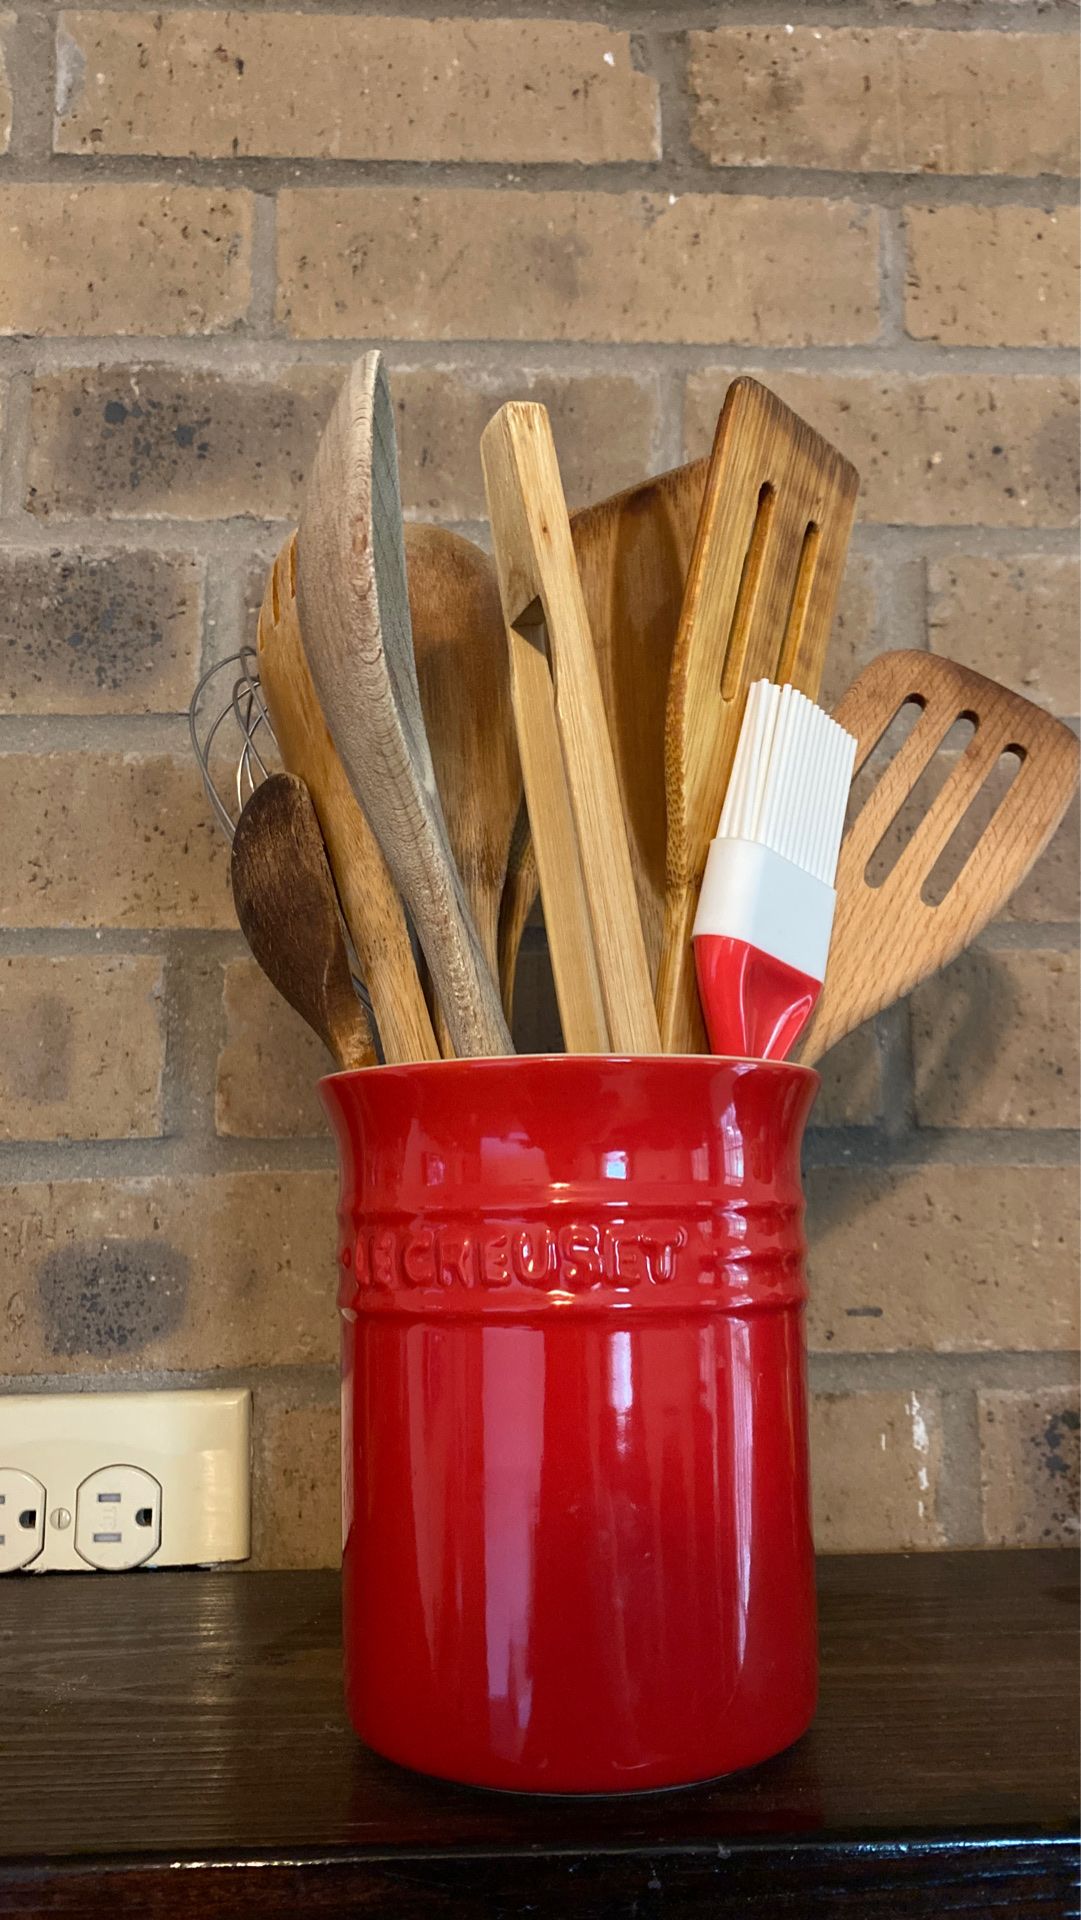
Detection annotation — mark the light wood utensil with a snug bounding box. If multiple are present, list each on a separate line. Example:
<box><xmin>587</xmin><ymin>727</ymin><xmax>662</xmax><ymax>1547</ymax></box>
<box><xmin>407</xmin><ymin>524</ymin><xmax>520</xmax><ymax>1048</ymax></box>
<box><xmin>231</xmin><ymin>772</ymin><xmax>374</xmax><ymax>1072</ymax></box>
<box><xmin>296</xmin><ymin>351</ymin><xmax>512</xmax><ymax>1059</ymax></box>
<box><xmin>496</xmin><ymin>459</ymin><xmax>710</xmax><ymax>1012</ymax></box>
<box><xmin>659</xmin><ymin>377</ymin><xmax>859</xmax><ymax>1054</ymax></box>
<box><xmin>799</xmin><ymin>649</ymin><xmax>1081</xmax><ymax>1065</ymax></box>
<box><xmin>257</xmin><ymin>532</ymin><xmax>438</xmax><ymax>1066</ymax></box>
<box><xmin>572</xmin><ymin>460</ymin><xmax>709</xmax><ymax>983</ymax></box>
<box><xmin>481</xmin><ymin>401</ymin><xmax>661</xmax><ymax>1056</ymax></box>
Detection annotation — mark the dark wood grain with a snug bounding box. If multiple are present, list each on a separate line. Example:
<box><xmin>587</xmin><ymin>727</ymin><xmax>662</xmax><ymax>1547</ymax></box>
<box><xmin>1</xmin><ymin>1551</ymin><xmax>1076</xmax><ymax>1918</ymax></box>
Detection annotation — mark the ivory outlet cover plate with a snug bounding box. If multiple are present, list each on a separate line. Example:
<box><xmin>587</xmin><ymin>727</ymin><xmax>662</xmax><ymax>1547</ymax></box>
<box><xmin>0</xmin><ymin>1388</ymin><xmax>251</xmax><ymax>1572</ymax></box>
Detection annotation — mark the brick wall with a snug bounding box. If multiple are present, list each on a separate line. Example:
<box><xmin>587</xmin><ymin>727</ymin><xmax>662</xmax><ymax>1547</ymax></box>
<box><xmin>0</xmin><ymin>3</ymin><xmax>1077</xmax><ymax>1567</ymax></box>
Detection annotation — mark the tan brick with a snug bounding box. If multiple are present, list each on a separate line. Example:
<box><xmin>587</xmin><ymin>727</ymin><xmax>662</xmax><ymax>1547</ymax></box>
<box><xmin>980</xmin><ymin>1387</ymin><xmax>1080</xmax><ymax>1547</ymax></box>
<box><xmin>252</xmin><ymin>1391</ymin><xmax>340</xmax><ymax>1570</ymax></box>
<box><xmin>277</xmin><ymin>188</ymin><xmax>880</xmax><ymax>346</ymax></box>
<box><xmin>927</xmin><ymin>555</ymin><xmax>1079</xmax><ymax>716</ymax></box>
<box><xmin>812</xmin><ymin>1390</ymin><xmax>945</xmax><ymax>1551</ymax></box>
<box><xmin>911</xmin><ymin>947</ymin><xmax>1079</xmax><ymax>1128</ymax></box>
<box><xmin>905</xmin><ymin>206</ymin><xmax>1080</xmax><ymax>348</ymax></box>
<box><xmin>0</xmin><ymin>186</ymin><xmax>251</xmax><ymax>337</ymax></box>
<box><xmin>0</xmin><ymin>16</ymin><xmax>12</xmax><ymax>155</ymax></box>
<box><xmin>0</xmin><ymin>955</ymin><xmax>163</xmax><ymax>1142</ymax></box>
<box><xmin>806</xmin><ymin>1166</ymin><xmax>1079</xmax><ymax>1352</ymax></box>
<box><xmin>26</xmin><ymin>364</ymin><xmax>341</xmax><ymax>523</ymax></box>
<box><xmin>397</xmin><ymin>368</ymin><xmax>661</xmax><ymax>519</ymax></box>
<box><xmin>1005</xmin><ymin>793</ymin><xmax>1079</xmax><ymax>923</ymax></box>
<box><xmin>685</xmin><ymin>370</ymin><xmax>1079</xmax><ymax>528</ymax></box>
<box><xmin>819</xmin><ymin>553</ymin><xmax>878</xmax><ymax>711</ymax></box>
<box><xmin>0</xmin><ymin>1171</ymin><xmax>337</xmax><ymax>1372</ymax></box>
<box><xmin>0</xmin><ymin>550</ymin><xmax>203</xmax><ymax>714</ymax></box>
<box><xmin>216</xmin><ymin>957</ymin><xmax>332</xmax><ymax>1139</ymax></box>
<box><xmin>688</xmin><ymin>28</ymin><xmax>1079</xmax><ymax>176</ymax></box>
<box><xmin>812</xmin><ymin>1024</ymin><xmax>883</xmax><ymax>1126</ymax></box>
<box><xmin>0</xmin><ymin>752</ymin><xmax>231</xmax><ymax>928</ymax></box>
<box><xmin>56</xmin><ymin>12</ymin><xmax>658</xmax><ymax>164</ymax></box>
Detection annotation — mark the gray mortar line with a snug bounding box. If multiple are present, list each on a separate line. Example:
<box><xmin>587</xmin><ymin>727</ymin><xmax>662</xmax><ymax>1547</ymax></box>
<box><xmin>935</xmin><ymin>1384</ymin><xmax>985</xmax><ymax>1546</ymax></box>
<box><xmin>1</xmin><ymin>335</ymin><xmax>1078</xmax><ymax>377</ymax></box>
<box><xmin>0</xmin><ymin>1120</ymin><xmax>1074</xmax><ymax>1182</ymax></box>
<box><xmin>803</xmin><ymin>1126</ymin><xmax>1079</xmax><ymax>1167</ymax></box>
<box><xmin>809</xmin><ymin>1349</ymin><xmax>1081</xmax><ymax>1392</ymax></box>
<box><xmin>17</xmin><ymin>1</ymin><xmax>1081</xmax><ymax>31</ymax></box>
<box><xmin>5</xmin><ymin>148</ymin><xmax>1079</xmax><ymax>208</ymax></box>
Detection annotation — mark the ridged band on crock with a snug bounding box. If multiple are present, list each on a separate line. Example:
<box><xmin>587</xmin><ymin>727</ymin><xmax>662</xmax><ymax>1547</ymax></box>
<box><xmin>337</xmin><ymin>1199</ymin><xmax>808</xmax><ymax>1320</ymax></box>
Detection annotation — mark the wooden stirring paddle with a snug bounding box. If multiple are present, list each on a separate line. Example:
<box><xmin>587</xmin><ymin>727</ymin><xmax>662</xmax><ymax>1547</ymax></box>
<box><xmin>496</xmin><ymin>459</ymin><xmax>709</xmax><ymax>1014</ymax></box>
<box><xmin>659</xmin><ymin>378</ymin><xmax>859</xmax><ymax>1054</ymax></box>
<box><xmin>407</xmin><ymin>524</ymin><xmax>521</xmax><ymax>1047</ymax></box>
<box><xmin>799</xmin><ymin>651</ymin><xmax>1080</xmax><ymax>1065</ymax></box>
<box><xmin>257</xmin><ymin>534</ymin><xmax>438</xmax><ymax>1066</ymax></box>
<box><xmin>482</xmin><ymin>401</ymin><xmax>660</xmax><ymax>1055</ymax></box>
<box><xmin>231</xmin><ymin>773</ymin><xmax>373</xmax><ymax>1072</ymax></box>
<box><xmin>296</xmin><ymin>352</ymin><xmax>512</xmax><ymax>1059</ymax></box>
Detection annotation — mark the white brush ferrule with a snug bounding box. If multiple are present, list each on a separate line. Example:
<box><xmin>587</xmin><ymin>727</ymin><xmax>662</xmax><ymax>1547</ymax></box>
<box><xmin>693</xmin><ymin>837</ymin><xmax>837</xmax><ymax>984</ymax></box>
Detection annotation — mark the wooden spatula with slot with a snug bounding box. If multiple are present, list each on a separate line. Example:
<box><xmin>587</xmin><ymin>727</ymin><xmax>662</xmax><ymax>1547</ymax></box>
<box><xmin>798</xmin><ymin>650</ymin><xmax>1080</xmax><ymax>1065</ymax></box>
<box><xmin>257</xmin><ymin>533</ymin><xmax>438</xmax><ymax>1065</ymax></box>
<box><xmin>482</xmin><ymin>401</ymin><xmax>660</xmax><ymax>1055</ymax></box>
<box><xmin>659</xmin><ymin>377</ymin><xmax>859</xmax><ymax>1053</ymax></box>
<box><xmin>231</xmin><ymin>772</ymin><xmax>374</xmax><ymax>1072</ymax></box>
<box><xmin>296</xmin><ymin>351</ymin><xmax>512</xmax><ymax>1059</ymax></box>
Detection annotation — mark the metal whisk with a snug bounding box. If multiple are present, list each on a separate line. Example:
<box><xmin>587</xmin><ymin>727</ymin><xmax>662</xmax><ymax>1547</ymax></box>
<box><xmin>189</xmin><ymin>645</ymin><xmax>279</xmax><ymax>842</ymax></box>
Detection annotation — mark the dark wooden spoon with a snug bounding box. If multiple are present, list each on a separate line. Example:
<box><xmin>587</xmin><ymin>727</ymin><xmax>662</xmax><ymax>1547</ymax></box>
<box><xmin>230</xmin><ymin>772</ymin><xmax>373</xmax><ymax>1072</ymax></box>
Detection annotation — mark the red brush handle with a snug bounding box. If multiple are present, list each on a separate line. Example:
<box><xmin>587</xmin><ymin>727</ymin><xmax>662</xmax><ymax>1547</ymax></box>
<box><xmin>694</xmin><ymin>935</ymin><xmax>821</xmax><ymax>1061</ymax></box>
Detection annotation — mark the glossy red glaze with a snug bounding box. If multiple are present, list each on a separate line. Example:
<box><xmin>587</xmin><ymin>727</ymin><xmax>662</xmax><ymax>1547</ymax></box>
<box><xmin>694</xmin><ymin>932</ymin><xmax>821</xmax><ymax>1061</ymax></box>
<box><xmin>321</xmin><ymin>1055</ymin><xmax>819</xmax><ymax>1795</ymax></box>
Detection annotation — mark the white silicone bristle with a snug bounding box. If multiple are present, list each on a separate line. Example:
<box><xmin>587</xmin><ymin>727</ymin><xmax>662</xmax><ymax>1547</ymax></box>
<box><xmin>715</xmin><ymin>679</ymin><xmax>857</xmax><ymax>886</ymax></box>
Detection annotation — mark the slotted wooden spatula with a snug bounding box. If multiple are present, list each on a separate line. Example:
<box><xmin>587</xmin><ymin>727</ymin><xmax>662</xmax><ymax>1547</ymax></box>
<box><xmin>296</xmin><ymin>351</ymin><xmax>512</xmax><ymax>1059</ymax></box>
<box><xmin>659</xmin><ymin>378</ymin><xmax>859</xmax><ymax>1053</ymax></box>
<box><xmin>482</xmin><ymin>401</ymin><xmax>660</xmax><ymax>1055</ymax></box>
<box><xmin>799</xmin><ymin>650</ymin><xmax>1080</xmax><ymax>1065</ymax></box>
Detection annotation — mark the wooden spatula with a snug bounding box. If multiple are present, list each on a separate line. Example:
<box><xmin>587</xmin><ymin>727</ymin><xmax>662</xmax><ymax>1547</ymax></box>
<box><xmin>799</xmin><ymin>650</ymin><xmax>1080</xmax><ymax>1065</ymax></box>
<box><xmin>482</xmin><ymin>401</ymin><xmax>660</xmax><ymax>1055</ymax></box>
<box><xmin>257</xmin><ymin>533</ymin><xmax>438</xmax><ymax>1066</ymax></box>
<box><xmin>496</xmin><ymin>459</ymin><xmax>710</xmax><ymax>1013</ymax></box>
<box><xmin>231</xmin><ymin>772</ymin><xmax>373</xmax><ymax>1072</ymax></box>
<box><xmin>408</xmin><ymin>524</ymin><xmax>520</xmax><ymax>1049</ymax></box>
<box><xmin>659</xmin><ymin>378</ymin><xmax>859</xmax><ymax>1053</ymax></box>
<box><xmin>296</xmin><ymin>351</ymin><xmax>512</xmax><ymax>1059</ymax></box>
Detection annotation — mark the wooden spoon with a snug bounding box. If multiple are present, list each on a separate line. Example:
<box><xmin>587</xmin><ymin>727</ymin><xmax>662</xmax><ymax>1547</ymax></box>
<box><xmin>296</xmin><ymin>352</ymin><xmax>512</xmax><ymax>1059</ymax></box>
<box><xmin>482</xmin><ymin>401</ymin><xmax>660</xmax><ymax>1055</ymax></box>
<box><xmin>257</xmin><ymin>533</ymin><xmax>438</xmax><ymax>1066</ymax></box>
<box><xmin>799</xmin><ymin>650</ymin><xmax>1081</xmax><ymax>1064</ymax></box>
<box><xmin>407</xmin><ymin>524</ymin><xmax>520</xmax><ymax>1048</ymax></box>
<box><xmin>231</xmin><ymin>772</ymin><xmax>373</xmax><ymax>1072</ymax></box>
<box><xmin>659</xmin><ymin>378</ymin><xmax>859</xmax><ymax>1054</ymax></box>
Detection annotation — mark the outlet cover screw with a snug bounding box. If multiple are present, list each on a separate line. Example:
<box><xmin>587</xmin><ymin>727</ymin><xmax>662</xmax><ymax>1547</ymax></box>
<box><xmin>49</xmin><ymin>1507</ymin><xmax>72</xmax><ymax>1530</ymax></box>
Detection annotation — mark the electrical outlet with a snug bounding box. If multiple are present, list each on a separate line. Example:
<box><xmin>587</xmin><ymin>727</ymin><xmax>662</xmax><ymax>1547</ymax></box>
<box><xmin>0</xmin><ymin>1469</ymin><xmax>46</xmax><ymax>1573</ymax></box>
<box><xmin>0</xmin><ymin>1389</ymin><xmax>250</xmax><ymax>1573</ymax></box>
<box><xmin>75</xmin><ymin>1464</ymin><xmax>163</xmax><ymax>1571</ymax></box>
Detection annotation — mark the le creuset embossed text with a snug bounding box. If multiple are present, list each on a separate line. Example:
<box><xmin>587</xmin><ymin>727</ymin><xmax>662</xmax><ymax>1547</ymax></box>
<box><xmin>321</xmin><ymin>1054</ymin><xmax>818</xmax><ymax>1794</ymax></box>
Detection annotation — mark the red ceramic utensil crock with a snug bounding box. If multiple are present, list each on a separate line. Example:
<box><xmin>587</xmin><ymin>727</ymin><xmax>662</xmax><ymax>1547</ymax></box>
<box><xmin>321</xmin><ymin>1054</ymin><xmax>819</xmax><ymax>1794</ymax></box>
